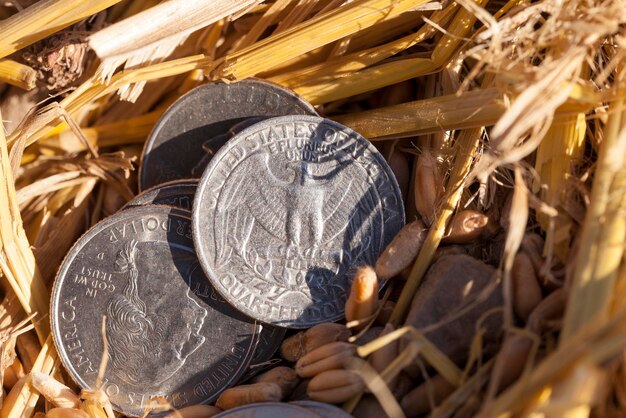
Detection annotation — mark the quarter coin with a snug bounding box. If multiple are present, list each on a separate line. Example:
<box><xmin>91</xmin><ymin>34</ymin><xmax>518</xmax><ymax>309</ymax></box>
<box><xmin>193</xmin><ymin>116</ymin><xmax>405</xmax><ymax>328</ymax></box>
<box><xmin>139</xmin><ymin>79</ymin><xmax>317</xmax><ymax>190</ymax></box>
<box><xmin>127</xmin><ymin>185</ymin><xmax>286</xmax><ymax>370</ymax></box>
<box><xmin>51</xmin><ymin>206</ymin><xmax>261</xmax><ymax>416</ymax></box>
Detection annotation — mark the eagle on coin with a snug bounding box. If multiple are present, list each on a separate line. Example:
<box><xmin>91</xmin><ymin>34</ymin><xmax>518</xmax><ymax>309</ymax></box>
<box><xmin>214</xmin><ymin>151</ymin><xmax>379</xmax><ymax>274</ymax></box>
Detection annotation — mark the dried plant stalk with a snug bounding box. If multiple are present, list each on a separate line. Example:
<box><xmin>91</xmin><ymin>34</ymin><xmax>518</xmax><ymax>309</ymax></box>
<box><xmin>334</xmin><ymin>88</ymin><xmax>505</xmax><ymax>139</ymax></box>
<box><xmin>234</xmin><ymin>0</ymin><xmax>292</xmax><ymax>51</ymax></box>
<box><xmin>212</xmin><ymin>0</ymin><xmax>432</xmax><ymax>80</ymax></box>
<box><xmin>561</xmin><ymin>100</ymin><xmax>626</xmax><ymax>341</ymax></box>
<box><xmin>334</xmin><ymin>87</ymin><xmax>594</xmax><ymax>140</ymax></box>
<box><xmin>480</xmin><ymin>305</ymin><xmax>626</xmax><ymax>418</ymax></box>
<box><xmin>0</xmin><ymin>60</ymin><xmax>36</xmax><ymax>90</ymax></box>
<box><xmin>5</xmin><ymin>335</ymin><xmax>57</xmax><ymax>418</ymax></box>
<box><xmin>0</xmin><ymin>0</ymin><xmax>122</xmax><ymax>60</ymax></box>
<box><xmin>526</xmin><ymin>362</ymin><xmax>603</xmax><ymax>418</ymax></box>
<box><xmin>357</xmin><ymin>326</ymin><xmax>463</xmax><ymax>387</ymax></box>
<box><xmin>90</xmin><ymin>0</ymin><xmax>258</xmax><ymax>100</ymax></box>
<box><xmin>533</xmin><ymin>113</ymin><xmax>585</xmax><ymax>262</ymax></box>
<box><xmin>61</xmin><ymin>111</ymin><xmax>162</xmax><ymax>150</ymax></box>
<box><xmin>270</xmin><ymin>3</ymin><xmax>458</xmax><ymax>88</ymax></box>
<box><xmin>90</xmin><ymin>0</ymin><xmax>257</xmax><ymax>58</ymax></box>
<box><xmin>388</xmin><ymin>128</ymin><xmax>482</xmax><ymax>325</ymax></box>
<box><xmin>297</xmin><ymin>58</ymin><xmax>437</xmax><ymax>105</ymax></box>
<box><xmin>346</xmin><ymin>357</ymin><xmax>403</xmax><ymax>418</ymax></box>
<box><xmin>0</xmin><ymin>110</ymin><xmax>50</xmax><ymax>342</ymax></box>
<box><xmin>429</xmin><ymin>359</ymin><xmax>494</xmax><ymax>418</ymax></box>
<box><xmin>501</xmin><ymin>167</ymin><xmax>529</xmax><ymax>328</ymax></box>
<box><xmin>292</xmin><ymin>0</ymin><xmax>487</xmax><ymax>104</ymax></box>
<box><xmin>273</xmin><ymin>0</ymin><xmax>318</xmax><ymax>34</ymax></box>
<box><xmin>9</xmin><ymin>54</ymin><xmax>210</xmax><ymax>149</ymax></box>
<box><xmin>31</xmin><ymin>372</ymin><xmax>80</xmax><ymax>409</ymax></box>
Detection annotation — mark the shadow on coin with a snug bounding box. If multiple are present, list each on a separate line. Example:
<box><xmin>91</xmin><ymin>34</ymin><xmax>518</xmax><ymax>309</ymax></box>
<box><xmin>139</xmin><ymin>124</ymin><xmax>390</xmax><ymax>413</ymax></box>
<box><xmin>267</xmin><ymin>124</ymin><xmax>382</xmax><ymax>327</ymax></box>
<box><xmin>168</xmin><ymin>227</ymin><xmax>259</xmax><ymax>325</ymax></box>
<box><xmin>147</xmin><ymin>227</ymin><xmax>259</xmax><ymax>414</ymax></box>
<box><xmin>146</xmin><ymin>118</ymin><xmax>249</xmax><ymax>185</ymax></box>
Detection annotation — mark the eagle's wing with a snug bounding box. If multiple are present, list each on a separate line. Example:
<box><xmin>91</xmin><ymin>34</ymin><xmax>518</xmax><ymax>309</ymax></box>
<box><xmin>321</xmin><ymin>173</ymin><xmax>380</xmax><ymax>246</ymax></box>
<box><xmin>244</xmin><ymin>167</ymin><xmax>291</xmax><ymax>240</ymax></box>
<box><xmin>320</xmin><ymin>179</ymin><xmax>353</xmax><ymax>244</ymax></box>
<box><xmin>344</xmin><ymin>180</ymin><xmax>382</xmax><ymax>265</ymax></box>
<box><xmin>214</xmin><ymin>152</ymin><xmax>290</xmax><ymax>265</ymax></box>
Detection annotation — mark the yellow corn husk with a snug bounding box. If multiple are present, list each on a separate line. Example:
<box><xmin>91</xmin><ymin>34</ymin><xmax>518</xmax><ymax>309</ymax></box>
<box><xmin>561</xmin><ymin>99</ymin><xmax>626</xmax><ymax>342</ymax></box>
<box><xmin>212</xmin><ymin>0</ymin><xmax>432</xmax><ymax>81</ymax></box>
<box><xmin>270</xmin><ymin>2</ymin><xmax>458</xmax><ymax>88</ymax></box>
<box><xmin>0</xmin><ymin>60</ymin><xmax>36</xmax><ymax>90</ymax></box>
<box><xmin>0</xmin><ymin>0</ymin><xmax>123</xmax><ymax>60</ymax></box>
<box><xmin>534</xmin><ymin>113</ymin><xmax>586</xmax><ymax>263</ymax></box>
<box><xmin>0</xmin><ymin>110</ymin><xmax>50</xmax><ymax>343</ymax></box>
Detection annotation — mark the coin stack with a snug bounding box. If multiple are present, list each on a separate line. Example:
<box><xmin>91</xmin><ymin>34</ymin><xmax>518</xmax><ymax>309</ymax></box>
<box><xmin>50</xmin><ymin>79</ymin><xmax>405</xmax><ymax>416</ymax></box>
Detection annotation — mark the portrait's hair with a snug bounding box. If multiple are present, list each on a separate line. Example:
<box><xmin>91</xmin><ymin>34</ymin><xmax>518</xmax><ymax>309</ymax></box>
<box><xmin>106</xmin><ymin>240</ymin><xmax>166</xmax><ymax>385</ymax></box>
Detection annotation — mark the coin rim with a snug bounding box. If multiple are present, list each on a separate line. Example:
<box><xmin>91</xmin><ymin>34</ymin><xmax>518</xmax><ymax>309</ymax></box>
<box><xmin>192</xmin><ymin>115</ymin><xmax>405</xmax><ymax>328</ymax></box>
<box><xmin>138</xmin><ymin>78</ymin><xmax>318</xmax><ymax>191</ymax></box>
<box><xmin>213</xmin><ymin>402</ymin><xmax>322</xmax><ymax>417</ymax></box>
<box><xmin>122</xmin><ymin>178</ymin><xmax>199</xmax><ymax>210</ymax></box>
<box><xmin>50</xmin><ymin>205</ymin><xmax>262</xmax><ymax>416</ymax></box>
<box><xmin>291</xmin><ymin>400</ymin><xmax>354</xmax><ymax>418</ymax></box>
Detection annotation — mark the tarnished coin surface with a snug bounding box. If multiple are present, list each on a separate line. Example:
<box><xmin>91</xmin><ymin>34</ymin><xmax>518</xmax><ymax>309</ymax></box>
<box><xmin>292</xmin><ymin>401</ymin><xmax>353</xmax><ymax>417</ymax></box>
<box><xmin>139</xmin><ymin>79</ymin><xmax>317</xmax><ymax>190</ymax></box>
<box><xmin>193</xmin><ymin>116</ymin><xmax>405</xmax><ymax>328</ymax></box>
<box><xmin>214</xmin><ymin>402</ymin><xmax>321</xmax><ymax>417</ymax></box>
<box><xmin>123</xmin><ymin>179</ymin><xmax>198</xmax><ymax>210</ymax></box>
<box><xmin>51</xmin><ymin>206</ymin><xmax>261</xmax><ymax>416</ymax></box>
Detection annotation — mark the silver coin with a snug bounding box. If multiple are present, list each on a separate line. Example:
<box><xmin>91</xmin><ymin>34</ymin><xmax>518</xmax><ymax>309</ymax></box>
<box><xmin>214</xmin><ymin>402</ymin><xmax>322</xmax><ymax>417</ymax></box>
<box><xmin>126</xmin><ymin>180</ymin><xmax>286</xmax><ymax>368</ymax></box>
<box><xmin>123</xmin><ymin>179</ymin><xmax>198</xmax><ymax>210</ymax></box>
<box><xmin>139</xmin><ymin>79</ymin><xmax>317</xmax><ymax>190</ymax></box>
<box><xmin>51</xmin><ymin>206</ymin><xmax>261</xmax><ymax>416</ymax></box>
<box><xmin>291</xmin><ymin>401</ymin><xmax>353</xmax><ymax>417</ymax></box>
<box><xmin>193</xmin><ymin>116</ymin><xmax>405</xmax><ymax>328</ymax></box>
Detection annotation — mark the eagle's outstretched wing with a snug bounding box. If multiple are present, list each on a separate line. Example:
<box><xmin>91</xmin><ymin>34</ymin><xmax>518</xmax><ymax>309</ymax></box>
<box><xmin>320</xmin><ymin>179</ymin><xmax>353</xmax><ymax>244</ymax></box>
<box><xmin>345</xmin><ymin>180</ymin><xmax>382</xmax><ymax>265</ymax></box>
<box><xmin>320</xmin><ymin>171</ymin><xmax>380</xmax><ymax>246</ymax></box>
<box><xmin>214</xmin><ymin>152</ymin><xmax>291</xmax><ymax>265</ymax></box>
